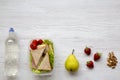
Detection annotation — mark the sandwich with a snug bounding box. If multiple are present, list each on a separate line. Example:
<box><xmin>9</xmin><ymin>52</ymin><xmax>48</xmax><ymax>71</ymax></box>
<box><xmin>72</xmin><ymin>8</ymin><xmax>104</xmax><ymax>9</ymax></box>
<box><xmin>29</xmin><ymin>39</ymin><xmax>54</xmax><ymax>74</ymax></box>
<box><xmin>30</xmin><ymin>44</ymin><xmax>46</xmax><ymax>68</ymax></box>
<box><xmin>37</xmin><ymin>52</ymin><xmax>51</xmax><ymax>71</ymax></box>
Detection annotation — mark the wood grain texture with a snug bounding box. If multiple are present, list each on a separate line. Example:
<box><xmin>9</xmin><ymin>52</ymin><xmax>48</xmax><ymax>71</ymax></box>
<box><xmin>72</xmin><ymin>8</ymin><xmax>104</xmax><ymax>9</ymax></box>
<box><xmin>0</xmin><ymin>0</ymin><xmax>120</xmax><ymax>80</ymax></box>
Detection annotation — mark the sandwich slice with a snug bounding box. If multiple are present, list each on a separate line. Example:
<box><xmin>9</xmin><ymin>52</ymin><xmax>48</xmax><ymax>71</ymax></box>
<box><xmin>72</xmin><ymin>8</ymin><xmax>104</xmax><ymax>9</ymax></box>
<box><xmin>30</xmin><ymin>44</ymin><xmax>46</xmax><ymax>68</ymax></box>
<box><xmin>37</xmin><ymin>52</ymin><xmax>51</xmax><ymax>71</ymax></box>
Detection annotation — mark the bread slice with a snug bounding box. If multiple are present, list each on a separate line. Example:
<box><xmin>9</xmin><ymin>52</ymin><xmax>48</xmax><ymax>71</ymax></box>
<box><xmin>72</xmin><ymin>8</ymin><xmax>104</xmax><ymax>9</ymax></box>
<box><xmin>30</xmin><ymin>44</ymin><xmax>46</xmax><ymax>67</ymax></box>
<box><xmin>37</xmin><ymin>52</ymin><xmax>51</xmax><ymax>71</ymax></box>
<box><xmin>32</xmin><ymin>58</ymin><xmax>36</xmax><ymax>69</ymax></box>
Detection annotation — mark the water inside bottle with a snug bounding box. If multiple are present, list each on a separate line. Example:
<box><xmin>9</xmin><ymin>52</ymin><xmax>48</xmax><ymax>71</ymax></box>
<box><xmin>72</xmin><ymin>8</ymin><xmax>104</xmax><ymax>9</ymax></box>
<box><xmin>5</xmin><ymin>28</ymin><xmax>19</xmax><ymax>76</ymax></box>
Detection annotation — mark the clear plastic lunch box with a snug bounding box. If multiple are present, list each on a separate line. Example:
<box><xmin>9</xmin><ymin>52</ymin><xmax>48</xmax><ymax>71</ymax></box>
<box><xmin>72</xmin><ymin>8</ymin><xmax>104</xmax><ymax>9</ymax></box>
<box><xmin>29</xmin><ymin>39</ymin><xmax>54</xmax><ymax>76</ymax></box>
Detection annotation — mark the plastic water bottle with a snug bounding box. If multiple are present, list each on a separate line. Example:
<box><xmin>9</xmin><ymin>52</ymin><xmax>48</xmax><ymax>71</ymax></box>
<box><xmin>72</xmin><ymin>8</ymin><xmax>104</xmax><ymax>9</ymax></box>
<box><xmin>5</xmin><ymin>28</ymin><xmax>19</xmax><ymax>76</ymax></box>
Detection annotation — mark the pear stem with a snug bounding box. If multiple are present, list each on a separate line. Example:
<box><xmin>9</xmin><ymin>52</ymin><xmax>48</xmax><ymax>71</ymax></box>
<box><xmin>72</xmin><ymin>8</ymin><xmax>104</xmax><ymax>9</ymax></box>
<box><xmin>72</xmin><ymin>49</ymin><xmax>74</xmax><ymax>54</ymax></box>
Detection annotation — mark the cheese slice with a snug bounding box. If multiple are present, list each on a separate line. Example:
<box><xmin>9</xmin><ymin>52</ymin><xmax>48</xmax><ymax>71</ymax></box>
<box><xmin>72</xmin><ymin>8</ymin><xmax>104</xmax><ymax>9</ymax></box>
<box><xmin>37</xmin><ymin>52</ymin><xmax>51</xmax><ymax>71</ymax></box>
<box><xmin>30</xmin><ymin>44</ymin><xmax>46</xmax><ymax>67</ymax></box>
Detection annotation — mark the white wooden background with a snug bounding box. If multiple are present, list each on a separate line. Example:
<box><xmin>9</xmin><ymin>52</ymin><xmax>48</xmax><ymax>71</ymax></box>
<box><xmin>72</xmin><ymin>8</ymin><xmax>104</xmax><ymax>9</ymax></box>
<box><xmin>0</xmin><ymin>0</ymin><xmax>120</xmax><ymax>80</ymax></box>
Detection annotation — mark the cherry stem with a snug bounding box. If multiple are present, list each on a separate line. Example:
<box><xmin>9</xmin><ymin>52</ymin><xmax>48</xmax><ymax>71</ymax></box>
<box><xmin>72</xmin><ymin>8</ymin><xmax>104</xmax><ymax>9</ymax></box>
<box><xmin>72</xmin><ymin>49</ymin><xmax>74</xmax><ymax>54</ymax></box>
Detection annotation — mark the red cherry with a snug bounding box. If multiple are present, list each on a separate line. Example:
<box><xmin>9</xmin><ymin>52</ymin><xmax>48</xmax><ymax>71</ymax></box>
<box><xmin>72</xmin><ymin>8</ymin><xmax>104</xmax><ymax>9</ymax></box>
<box><xmin>38</xmin><ymin>39</ymin><xmax>43</xmax><ymax>45</ymax></box>
<box><xmin>30</xmin><ymin>43</ymin><xmax>37</xmax><ymax>50</ymax></box>
<box><xmin>32</xmin><ymin>40</ymin><xmax>38</xmax><ymax>46</ymax></box>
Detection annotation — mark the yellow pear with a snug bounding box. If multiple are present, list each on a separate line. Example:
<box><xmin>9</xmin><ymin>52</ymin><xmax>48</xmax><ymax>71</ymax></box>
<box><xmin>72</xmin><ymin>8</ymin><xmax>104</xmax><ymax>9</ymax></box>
<box><xmin>65</xmin><ymin>49</ymin><xmax>79</xmax><ymax>72</ymax></box>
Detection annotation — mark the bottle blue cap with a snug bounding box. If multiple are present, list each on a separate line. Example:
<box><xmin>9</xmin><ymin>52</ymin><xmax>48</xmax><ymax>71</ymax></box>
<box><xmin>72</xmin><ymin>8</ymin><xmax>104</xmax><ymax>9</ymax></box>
<box><xmin>9</xmin><ymin>28</ymin><xmax>14</xmax><ymax>32</ymax></box>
